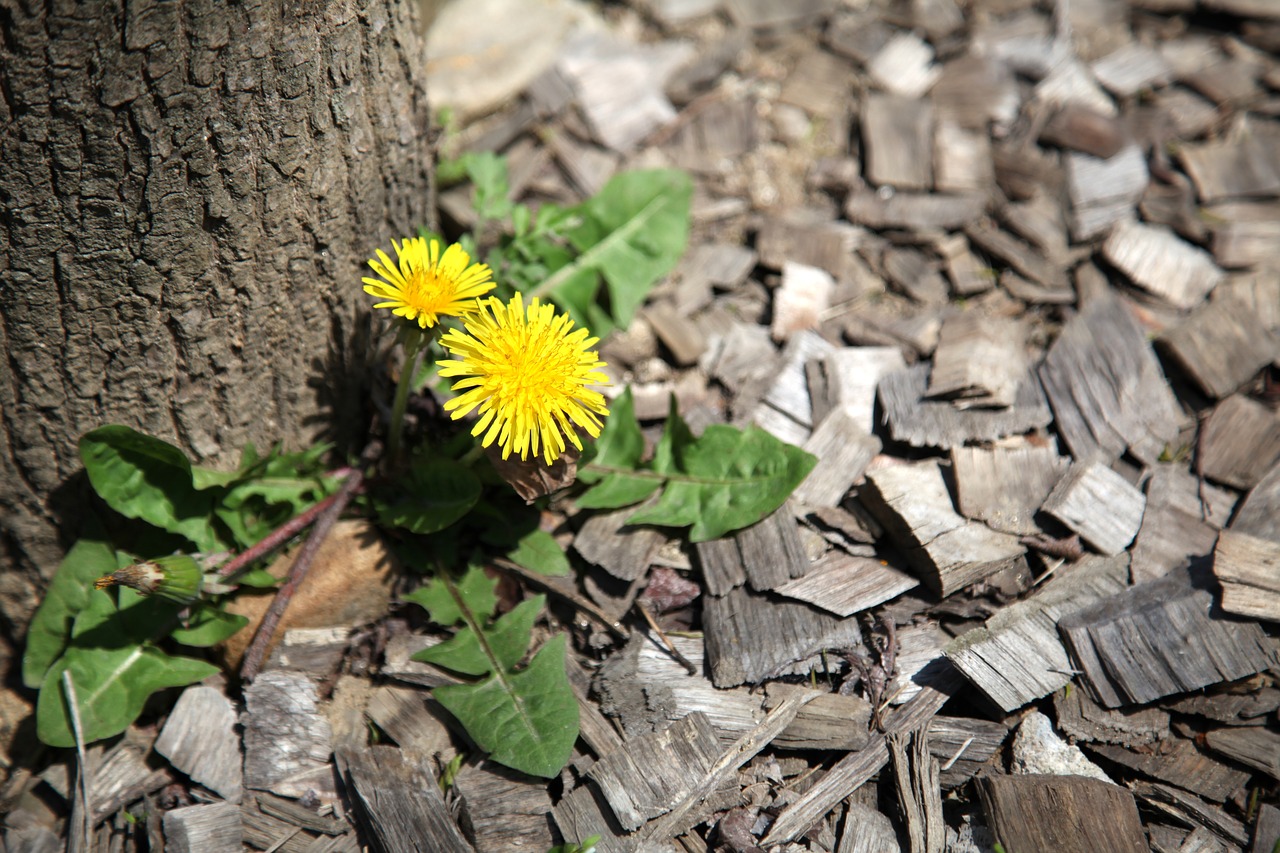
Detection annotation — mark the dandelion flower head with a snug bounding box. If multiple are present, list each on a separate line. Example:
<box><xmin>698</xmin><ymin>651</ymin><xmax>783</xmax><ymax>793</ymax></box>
<box><xmin>438</xmin><ymin>293</ymin><xmax>610</xmax><ymax>465</ymax></box>
<box><xmin>362</xmin><ymin>237</ymin><xmax>495</xmax><ymax>329</ymax></box>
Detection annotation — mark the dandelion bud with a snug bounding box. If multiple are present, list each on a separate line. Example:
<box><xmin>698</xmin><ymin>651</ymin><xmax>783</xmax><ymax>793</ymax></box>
<box><xmin>94</xmin><ymin>555</ymin><xmax>204</xmax><ymax>604</ymax></box>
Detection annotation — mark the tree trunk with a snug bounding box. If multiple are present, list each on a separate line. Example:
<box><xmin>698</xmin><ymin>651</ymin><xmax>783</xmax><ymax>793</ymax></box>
<box><xmin>0</xmin><ymin>0</ymin><xmax>434</xmax><ymax>638</ymax></box>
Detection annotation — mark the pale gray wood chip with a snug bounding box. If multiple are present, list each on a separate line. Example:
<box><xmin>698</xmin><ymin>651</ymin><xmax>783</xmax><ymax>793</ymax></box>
<box><xmin>1040</xmin><ymin>462</ymin><xmax>1147</xmax><ymax>557</ymax></box>
<box><xmin>155</xmin><ymin>685</ymin><xmax>243</xmax><ymax>803</ymax></box>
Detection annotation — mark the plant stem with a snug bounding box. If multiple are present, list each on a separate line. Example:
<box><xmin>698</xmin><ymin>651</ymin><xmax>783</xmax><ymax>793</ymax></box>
<box><xmin>387</xmin><ymin>332</ymin><xmax>425</xmax><ymax>464</ymax></box>
<box><xmin>239</xmin><ymin>468</ymin><xmax>365</xmax><ymax>681</ymax></box>
<box><xmin>216</xmin><ymin>489</ymin><xmax>349</xmax><ymax>580</ymax></box>
<box><xmin>458</xmin><ymin>442</ymin><xmax>485</xmax><ymax>467</ymax></box>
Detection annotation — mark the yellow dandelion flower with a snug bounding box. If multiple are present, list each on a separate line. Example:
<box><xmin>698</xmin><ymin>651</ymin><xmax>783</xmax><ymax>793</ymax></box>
<box><xmin>438</xmin><ymin>293</ymin><xmax>610</xmax><ymax>465</ymax></box>
<box><xmin>362</xmin><ymin>237</ymin><xmax>495</xmax><ymax>329</ymax></box>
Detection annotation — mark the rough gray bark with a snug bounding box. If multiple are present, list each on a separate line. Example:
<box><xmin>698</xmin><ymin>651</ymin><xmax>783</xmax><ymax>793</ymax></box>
<box><xmin>0</xmin><ymin>0</ymin><xmax>435</xmax><ymax>635</ymax></box>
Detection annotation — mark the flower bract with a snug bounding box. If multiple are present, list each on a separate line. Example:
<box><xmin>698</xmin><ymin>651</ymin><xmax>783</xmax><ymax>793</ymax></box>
<box><xmin>438</xmin><ymin>293</ymin><xmax>610</xmax><ymax>465</ymax></box>
<box><xmin>362</xmin><ymin>237</ymin><xmax>495</xmax><ymax>329</ymax></box>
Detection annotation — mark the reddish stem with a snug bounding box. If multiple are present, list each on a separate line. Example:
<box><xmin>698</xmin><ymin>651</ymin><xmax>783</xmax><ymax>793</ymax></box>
<box><xmin>217</xmin><ymin>488</ymin><xmax>346</xmax><ymax>580</ymax></box>
<box><xmin>239</xmin><ymin>469</ymin><xmax>365</xmax><ymax>681</ymax></box>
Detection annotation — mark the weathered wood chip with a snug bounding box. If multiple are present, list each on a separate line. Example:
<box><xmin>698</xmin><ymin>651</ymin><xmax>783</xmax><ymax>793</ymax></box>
<box><xmin>1232</xmin><ymin>459</ymin><xmax>1280</xmax><ymax>544</ymax></box>
<box><xmin>1204</xmin><ymin>727</ymin><xmax>1280</xmax><ymax>782</ymax></box>
<box><xmin>888</xmin><ymin>728</ymin><xmax>945</xmax><ymax>853</ymax></box>
<box><xmin>838</xmin><ymin>802</ymin><xmax>901</xmax><ymax>853</ymax></box>
<box><xmin>1158</xmin><ymin>293</ymin><xmax>1278</xmax><ymax>398</ymax></box>
<box><xmin>163</xmin><ymin>803</ymin><xmax>242</xmax><ymax>853</ymax></box>
<box><xmin>952</xmin><ymin>443</ymin><xmax>1069</xmax><ymax>536</ymax></box>
<box><xmin>1090</xmin><ymin>43</ymin><xmax>1173</xmax><ymax>97</ymax></box>
<box><xmin>1132</xmin><ymin>782</ymin><xmax>1249</xmax><ymax>848</ymax></box>
<box><xmin>586</xmin><ymin>713</ymin><xmax>727</xmax><ymax>832</ymax></box>
<box><xmin>754</xmin><ymin>329</ymin><xmax>838</xmax><ymax>442</ymax></box>
<box><xmin>734</xmin><ymin>502</ymin><xmax>809</xmax><ymax>591</ymax></box>
<box><xmin>1087</xmin><ymin>737</ymin><xmax>1249</xmax><ymax>804</ymax></box>
<box><xmin>1206</xmin><ymin>201</ymin><xmax>1280</xmax><ymax>269</ymax></box>
<box><xmin>1102</xmin><ymin>219</ymin><xmax>1225</xmax><ymax>309</ymax></box>
<box><xmin>723</xmin><ymin>0</ymin><xmax>835</xmax><ymax>28</ymax></box>
<box><xmin>964</xmin><ymin>219</ymin><xmax>1068</xmax><ymax>290</ymax></box>
<box><xmin>773</xmin><ymin>261</ymin><xmax>834</xmax><ymax>341</ymax></box>
<box><xmin>1198</xmin><ymin>394</ymin><xmax>1280</xmax><ymax>489</ymax></box>
<box><xmin>1059</xmin><ymin>564</ymin><xmax>1278</xmax><ymax>708</ymax></box>
<box><xmin>1038</xmin><ymin>293</ymin><xmax>1183</xmax><ymax>464</ymax></box>
<box><xmin>1039</xmin><ymin>103</ymin><xmax>1127</xmax><ymax>159</ymax></box>
<box><xmin>934</xmin><ymin>121</ymin><xmax>995</xmax><ymax>193</ymax></box>
<box><xmin>772</xmin><ymin>549</ymin><xmax>917</xmax><ymax>617</ymax></box>
<box><xmin>883</xmin><ymin>247</ymin><xmax>948</xmax><ymax>305</ymax></box>
<box><xmin>1213</xmin><ymin>529</ymin><xmax>1280</xmax><ymax>623</ymax></box>
<box><xmin>155</xmin><ymin>685</ymin><xmax>243</xmax><ymax>803</ymax></box>
<box><xmin>363</xmin><ymin>685</ymin><xmax>454</xmax><ymax>764</ymax></box>
<box><xmin>1053</xmin><ymin>685</ymin><xmax>1169</xmax><ymax>748</ymax></box>
<box><xmin>1040</xmin><ymin>462</ymin><xmax>1146</xmax><ymax>557</ymax></box>
<box><xmin>765</xmin><ymin>684</ymin><xmax>872</xmax><ymax>751</ymax></box>
<box><xmin>945</xmin><ymin>554</ymin><xmax>1130</xmax><ymax>713</ymax></box>
<box><xmin>242</xmin><ymin>671</ymin><xmax>337</xmax><ymax>802</ymax></box>
<box><xmin>1178</xmin><ymin>133</ymin><xmax>1280</xmax><ymax>203</ymax></box>
<box><xmin>935</xmin><ymin>234</ymin><xmax>995</xmax><ymax>296</ymax></box>
<box><xmin>1130</xmin><ymin>464</ymin><xmax>1234</xmax><ymax>584</ymax></box>
<box><xmin>976</xmin><ymin>775</ymin><xmax>1149</xmax><ymax>853</ymax></box>
<box><xmin>778</xmin><ymin>48</ymin><xmax>854</xmax><ymax>116</ymax></box>
<box><xmin>866</xmin><ymin>32</ymin><xmax>939</xmax><ymax>99</ymax></box>
<box><xmin>794</xmin><ymin>407</ymin><xmax>881</xmax><ymax>507</ymax></box>
<box><xmin>574</xmin><ymin>503</ymin><xmax>665</xmax><ymax>582</ymax></box>
<box><xmin>927</xmin><ymin>716</ymin><xmax>1009</xmax><ymax>789</ymax></box>
<box><xmin>42</xmin><ymin>731</ymin><xmax>175</xmax><ymax>826</ymax></box>
<box><xmin>702</xmin><ymin>584</ymin><xmax>862</xmax><ymax>687</ymax></box>
<box><xmin>755</xmin><ymin>209</ymin><xmax>863</xmax><ymax>282</ymax></box>
<box><xmin>878</xmin><ymin>363</ymin><xmax>1053</xmax><ymax>450</ymax></box>
<box><xmin>860</xmin><ymin>460</ymin><xmax>1027</xmax><ymax>596</ymax></box>
<box><xmin>1065</xmin><ymin>145</ymin><xmax>1148</xmax><ymax>240</ymax></box>
<box><xmin>644</xmin><ymin>300</ymin><xmax>707</xmax><ymax>367</ymax></box>
<box><xmin>845</xmin><ymin>188</ymin><xmax>986</xmax><ymax>230</ymax></box>
<box><xmin>807</xmin><ymin>346</ymin><xmax>906</xmax><ymax>434</ymax></box>
<box><xmin>336</xmin><ymin>746</ymin><xmax>473</xmax><ymax>853</ymax></box>
<box><xmin>926</xmin><ymin>313</ymin><xmax>1026</xmax><ymax>408</ymax></box>
<box><xmin>862</xmin><ymin>94</ymin><xmax>933</xmax><ymax>190</ymax></box>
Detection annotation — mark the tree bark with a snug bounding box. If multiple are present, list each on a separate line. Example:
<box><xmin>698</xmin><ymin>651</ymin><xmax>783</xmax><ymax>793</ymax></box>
<box><xmin>0</xmin><ymin>0</ymin><xmax>434</xmax><ymax>636</ymax></box>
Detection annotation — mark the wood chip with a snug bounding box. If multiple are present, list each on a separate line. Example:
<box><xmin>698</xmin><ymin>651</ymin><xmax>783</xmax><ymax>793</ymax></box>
<box><xmin>845</xmin><ymin>189</ymin><xmax>987</xmax><ymax>230</ymax></box>
<box><xmin>889</xmin><ymin>728</ymin><xmax>945</xmax><ymax>853</ymax></box>
<box><xmin>1198</xmin><ymin>394</ymin><xmax>1280</xmax><ymax>489</ymax></box>
<box><xmin>965</xmin><ymin>219</ymin><xmax>1069</xmax><ymax>290</ymax></box>
<box><xmin>1204</xmin><ymin>726</ymin><xmax>1280</xmax><ymax>782</ymax></box>
<box><xmin>883</xmin><ymin>247</ymin><xmax>948</xmax><ymax>305</ymax></box>
<box><xmin>764</xmin><ymin>684</ymin><xmax>873</xmax><ymax>751</ymax></box>
<box><xmin>945</xmin><ymin>554</ymin><xmax>1130</xmax><ymax>713</ymax></box>
<box><xmin>162</xmin><ymin>803</ymin><xmax>242</xmax><ymax>853</ymax></box>
<box><xmin>838</xmin><ymin>802</ymin><xmax>901</xmax><ymax>853</ymax></box>
<box><xmin>1038</xmin><ymin>294</ymin><xmax>1183</xmax><ymax>464</ymax></box>
<box><xmin>1213</xmin><ymin>529</ymin><xmax>1280</xmax><ymax>623</ymax></box>
<box><xmin>1232</xmin><ymin>460</ymin><xmax>1280</xmax><ymax>544</ymax></box>
<box><xmin>1091</xmin><ymin>43</ymin><xmax>1173</xmax><ymax>97</ymax></box>
<box><xmin>936</xmin><ymin>234</ymin><xmax>995</xmax><ymax>296</ymax></box>
<box><xmin>1054</xmin><ymin>686</ymin><xmax>1169</xmax><ymax>748</ymax></box>
<box><xmin>1102</xmin><ymin>220</ymin><xmax>1225</xmax><ymax>309</ymax></box>
<box><xmin>794</xmin><ymin>408</ymin><xmax>881</xmax><ymax>507</ymax></box>
<box><xmin>927</xmin><ymin>716</ymin><xmax>1009</xmax><ymax>789</ymax></box>
<box><xmin>975</xmin><ymin>775</ymin><xmax>1149</xmax><ymax>853</ymax></box>
<box><xmin>644</xmin><ymin>300</ymin><xmax>707</xmax><ymax>367</ymax></box>
<box><xmin>951</xmin><ymin>443</ymin><xmax>1069</xmax><ymax>536</ymax></box>
<box><xmin>734</xmin><ymin>502</ymin><xmax>809</xmax><ymax>591</ymax></box>
<box><xmin>155</xmin><ymin>685</ymin><xmax>243</xmax><ymax>804</ymax></box>
<box><xmin>773</xmin><ymin>262</ymin><xmax>834</xmax><ymax>341</ymax></box>
<box><xmin>1133</xmin><ymin>782</ymin><xmax>1249</xmax><ymax>849</ymax></box>
<box><xmin>336</xmin><ymin>746</ymin><xmax>473</xmax><ymax>853</ymax></box>
<box><xmin>866</xmin><ymin>32</ymin><xmax>939</xmax><ymax>99</ymax></box>
<box><xmin>1040</xmin><ymin>462</ymin><xmax>1147</xmax><ymax>556</ymax></box>
<box><xmin>1205</xmin><ymin>201</ymin><xmax>1280</xmax><ymax>269</ymax></box>
<box><xmin>1087</xmin><ymin>737</ymin><xmax>1249</xmax><ymax>803</ymax></box>
<box><xmin>926</xmin><ymin>313</ymin><xmax>1027</xmax><ymax>408</ymax></box>
<box><xmin>934</xmin><ymin>121</ymin><xmax>995</xmax><ymax>193</ymax></box>
<box><xmin>862</xmin><ymin>94</ymin><xmax>933</xmax><ymax>190</ymax></box>
<box><xmin>1158</xmin><ymin>293</ymin><xmax>1278</xmax><ymax>398</ymax></box>
<box><xmin>755</xmin><ymin>209</ymin><xmax>863</xmax><ymax>283</ymax></box>
<box><xmin>807</xmin><ymin>346</ymin><xmax>906</xmax><ymax>434</ymax></box>
<box><xmin>878</xmin><ymin>363</ymin><xmax>1053</xmax><ymax>450</ymax></box>
<box><xmin>773</xmin><ymin>549</ymin><xmax>918</xmax><ymax>617</ymax></box>
<box><xmin>860</xmin><ymin>460</ymin><xmax>1027</xmax><ymax>596</ymax></box>
<box><xmin>1059</xmin><ymin>564</ymin><xmax>1278</xmax><ymax>708</ymax></box>
<box><xmin>1040</xmin><ymin>103</ymin><xmax>1127</xmax><ymax>159</ymax></box>
<box><xmin>1130</xmin><ymin>464</ymin><xmax>1235</xmax><ymax>584</ymax></box>
<box><xmin>574</xmin><ymin>504</ymin><xmax>665</xmax><ymax>582</ymax></box>
<box><xmin>586</xmin><ymin>712</ymin><xmax>728</xmax><ymax>831</ymax></box>
<box><xmin>242</xmin><ymin>671</ymin><xmax>337</xmax><ymax>802</ymax></box>
<box><xmin>1065</xmin><ymin>145</ymin><xmax>1149</xmax><ymax>240</ymax></box>
<box><xmin>702</xmin><ymin>584</ymin><xmax>862</xmax><ymax>687</ymax></box>
<box><xmin>1178</xmin><ymin>134</ymin><xmax>1280</xmax><ymax>203</ymax></box>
